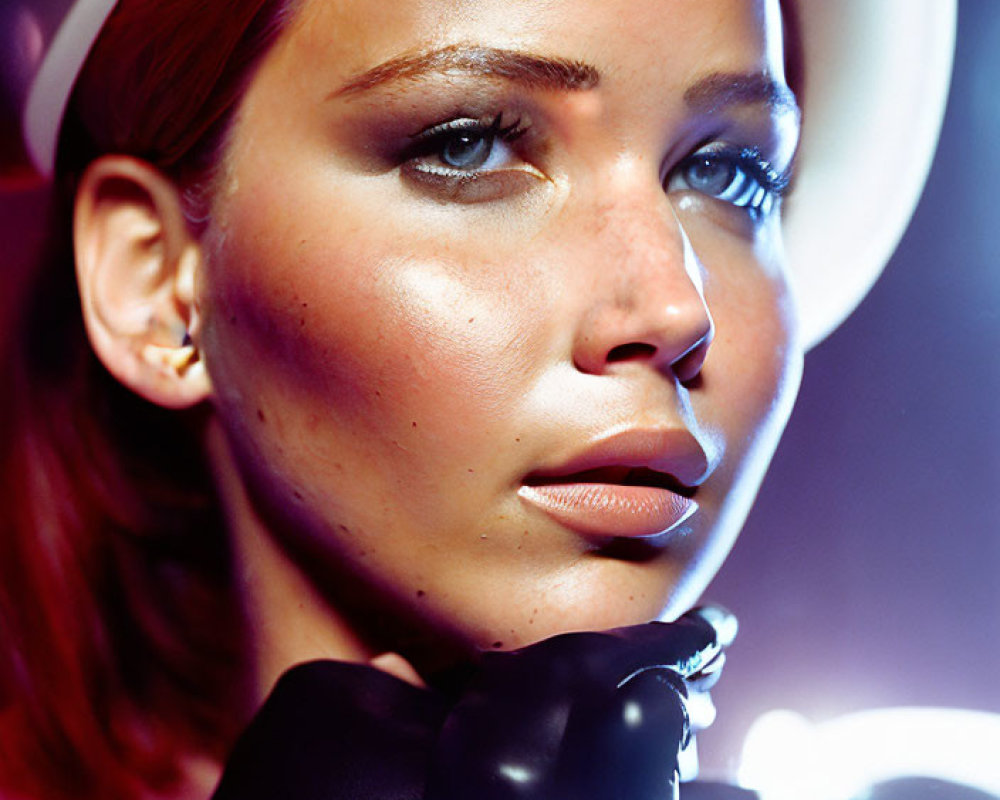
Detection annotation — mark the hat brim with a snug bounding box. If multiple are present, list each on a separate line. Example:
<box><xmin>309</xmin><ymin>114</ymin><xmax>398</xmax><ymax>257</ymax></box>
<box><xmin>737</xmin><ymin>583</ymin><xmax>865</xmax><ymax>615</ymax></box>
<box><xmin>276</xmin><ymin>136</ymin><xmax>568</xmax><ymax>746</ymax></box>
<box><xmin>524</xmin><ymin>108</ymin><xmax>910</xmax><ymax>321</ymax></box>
<box><xmin>21</xmin><ymin>0</ymin><xmax>117</xmax><ymax>176</ymax></box>
<box><xmin>785</xmin><ymin>0</ymin><xmax>956</xmax><ymax>349</ymax></box>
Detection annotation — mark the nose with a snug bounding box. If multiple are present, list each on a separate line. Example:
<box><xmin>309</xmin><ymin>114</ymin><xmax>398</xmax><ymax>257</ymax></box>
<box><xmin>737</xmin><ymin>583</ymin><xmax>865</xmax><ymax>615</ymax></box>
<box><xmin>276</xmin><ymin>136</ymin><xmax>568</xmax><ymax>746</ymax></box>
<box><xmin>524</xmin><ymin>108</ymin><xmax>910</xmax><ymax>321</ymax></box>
<box><xmin>572</xmin><ymin>202</ymin><xmax>714</xmax><ymax>384</ymax></box>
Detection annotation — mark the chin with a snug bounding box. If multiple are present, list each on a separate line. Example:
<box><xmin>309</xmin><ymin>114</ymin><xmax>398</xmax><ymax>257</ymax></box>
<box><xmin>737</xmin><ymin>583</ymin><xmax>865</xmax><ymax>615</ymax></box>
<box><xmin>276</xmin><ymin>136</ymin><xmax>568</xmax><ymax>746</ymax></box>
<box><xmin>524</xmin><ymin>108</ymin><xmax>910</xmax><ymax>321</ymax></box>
<box><xmin>453</xmin><ymin>559</ymin><xmax>700</xmax><ymax>654</ymax></box>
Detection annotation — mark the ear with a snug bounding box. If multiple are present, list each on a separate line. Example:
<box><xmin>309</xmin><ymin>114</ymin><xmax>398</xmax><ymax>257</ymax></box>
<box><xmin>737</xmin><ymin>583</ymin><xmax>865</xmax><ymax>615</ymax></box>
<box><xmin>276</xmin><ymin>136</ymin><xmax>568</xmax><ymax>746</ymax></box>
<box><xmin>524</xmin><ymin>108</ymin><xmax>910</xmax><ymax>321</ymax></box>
<box><xmin>74</xmin><ymin>156</ymin><xmax>211</xmax><ymax>409</ymax></box>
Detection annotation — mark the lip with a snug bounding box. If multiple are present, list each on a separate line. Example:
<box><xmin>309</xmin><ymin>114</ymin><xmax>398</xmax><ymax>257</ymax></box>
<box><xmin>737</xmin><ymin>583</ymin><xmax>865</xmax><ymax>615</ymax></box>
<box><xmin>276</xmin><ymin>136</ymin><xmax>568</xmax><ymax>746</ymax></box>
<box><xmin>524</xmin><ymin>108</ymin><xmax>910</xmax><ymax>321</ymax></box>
<box><xmin>518</xmin><ymin>428</ymin><xmax>711</xmax><ymax>540</ymax></box>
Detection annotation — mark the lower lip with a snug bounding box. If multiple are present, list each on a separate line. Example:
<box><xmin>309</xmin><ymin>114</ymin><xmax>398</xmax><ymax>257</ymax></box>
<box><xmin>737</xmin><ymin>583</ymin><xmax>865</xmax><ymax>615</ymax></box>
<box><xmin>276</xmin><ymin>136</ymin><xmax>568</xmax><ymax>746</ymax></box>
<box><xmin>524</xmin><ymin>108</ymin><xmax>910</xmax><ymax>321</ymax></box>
<box><xmin>517</xmin><ymin>483</ymin><xmax>697</xmax><ymax>539</ymax></box>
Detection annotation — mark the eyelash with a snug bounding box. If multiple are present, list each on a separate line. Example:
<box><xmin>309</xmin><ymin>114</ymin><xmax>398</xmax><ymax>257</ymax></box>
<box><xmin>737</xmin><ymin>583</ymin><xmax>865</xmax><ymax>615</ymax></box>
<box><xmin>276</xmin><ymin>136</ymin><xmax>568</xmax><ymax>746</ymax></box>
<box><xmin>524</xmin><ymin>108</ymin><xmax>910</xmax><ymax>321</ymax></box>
<box><xmin>668</xmin><ymin>146</ymin><xmax>791</xmax><ymax>219</ymax></box>
<box><xmin>399</xmin><ymin>112</ymin><xmax>791</xmax><ymax>218</ymax></box>
<box><xmin>402</xmin><ymin>114</ymin><xmax>529</xmax><ymax>179</ymax></box>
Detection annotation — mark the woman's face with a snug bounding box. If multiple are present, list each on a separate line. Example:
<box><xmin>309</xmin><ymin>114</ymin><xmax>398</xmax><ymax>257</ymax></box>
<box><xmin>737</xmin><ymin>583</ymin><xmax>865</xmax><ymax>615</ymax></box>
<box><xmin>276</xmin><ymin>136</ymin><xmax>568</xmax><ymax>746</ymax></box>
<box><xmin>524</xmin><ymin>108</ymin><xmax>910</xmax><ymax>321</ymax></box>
<box><xmin>199</xmin><ymin>0</ymin><xmax>801</xmax><ymax>654</ymax></box>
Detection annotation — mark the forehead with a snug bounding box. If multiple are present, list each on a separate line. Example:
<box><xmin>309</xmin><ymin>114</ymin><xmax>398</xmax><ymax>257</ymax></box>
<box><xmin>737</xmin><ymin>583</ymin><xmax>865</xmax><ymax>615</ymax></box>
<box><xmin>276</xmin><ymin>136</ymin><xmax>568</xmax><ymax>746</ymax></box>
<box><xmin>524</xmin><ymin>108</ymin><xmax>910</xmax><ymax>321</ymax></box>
<box><xmin>282</xmin><ymin>0</ymin><xmax>785</xmax><ymax>89</ymax></box>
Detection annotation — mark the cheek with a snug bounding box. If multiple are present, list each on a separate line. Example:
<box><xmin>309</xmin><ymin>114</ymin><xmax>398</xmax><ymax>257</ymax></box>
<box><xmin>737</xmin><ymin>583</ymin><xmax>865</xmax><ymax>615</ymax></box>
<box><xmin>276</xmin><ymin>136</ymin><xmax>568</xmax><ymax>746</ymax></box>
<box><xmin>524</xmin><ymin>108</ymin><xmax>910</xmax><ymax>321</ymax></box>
<box><xmin>692</xmin><ymin>209</ymin><xmax>799</xmax><ymax>406</ymax></box>
<box><xmin>683</xmin><ymin>209</ymin><xmax>801</xmax><ymax>487</ymax></box>
<box><xmin>198</xmin><ymin>185</ymin><xmax>550</xmax><ymax>520</ymax></box>
<box><xmin>714</xmin><ymin>274</ymin><xmax>797</xmax><ymax>416</ymax></box>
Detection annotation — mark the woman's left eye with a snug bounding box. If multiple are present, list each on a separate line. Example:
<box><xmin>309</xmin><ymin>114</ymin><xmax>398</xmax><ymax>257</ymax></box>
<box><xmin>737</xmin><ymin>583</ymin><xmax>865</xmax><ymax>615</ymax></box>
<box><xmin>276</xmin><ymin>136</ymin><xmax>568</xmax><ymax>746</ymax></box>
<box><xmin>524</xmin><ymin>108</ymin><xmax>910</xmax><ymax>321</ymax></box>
<box><xmin>666</xmin><ymin>146</ymin><xmax>790</xmax><ymax>219</ymax></box>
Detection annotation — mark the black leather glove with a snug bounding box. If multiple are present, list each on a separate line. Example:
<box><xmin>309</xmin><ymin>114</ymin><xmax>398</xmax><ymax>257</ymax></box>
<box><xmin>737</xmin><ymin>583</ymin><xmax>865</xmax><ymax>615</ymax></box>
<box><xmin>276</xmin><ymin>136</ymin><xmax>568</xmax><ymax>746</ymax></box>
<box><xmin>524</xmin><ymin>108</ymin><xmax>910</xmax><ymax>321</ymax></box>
<box><xmin>211</xmin><ymin>659</ymin><xmax>447</xmax><ymax>800</ymax></box>
<box><xmin>211</xmin><ymin>608</ymin><xmax>733</xmax><ymax>800</ymax></box>
<box><xmin>425</xmin><ymin>608</ymin><xmax>726</xmax><ymax>800</ymax></box>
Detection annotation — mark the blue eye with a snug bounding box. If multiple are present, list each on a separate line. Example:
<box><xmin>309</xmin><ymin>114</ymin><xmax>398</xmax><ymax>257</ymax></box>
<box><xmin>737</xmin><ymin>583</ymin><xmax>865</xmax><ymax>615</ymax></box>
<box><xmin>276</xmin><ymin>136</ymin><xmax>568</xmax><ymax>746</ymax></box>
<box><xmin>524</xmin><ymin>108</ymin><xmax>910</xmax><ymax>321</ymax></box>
<box><xmin>406</xmin><ymin>115</ymin><xmax>528</xmax><ymax>175</ymax></box>
<box><xmin>440</xmin><ymin>131</ymin><xmax>494</xmax><ymax>169</ymax></box>
<box><xmin>669</xmin><ymin>146</ymin><xmax>790</xmax><ymax>218</ymax></box>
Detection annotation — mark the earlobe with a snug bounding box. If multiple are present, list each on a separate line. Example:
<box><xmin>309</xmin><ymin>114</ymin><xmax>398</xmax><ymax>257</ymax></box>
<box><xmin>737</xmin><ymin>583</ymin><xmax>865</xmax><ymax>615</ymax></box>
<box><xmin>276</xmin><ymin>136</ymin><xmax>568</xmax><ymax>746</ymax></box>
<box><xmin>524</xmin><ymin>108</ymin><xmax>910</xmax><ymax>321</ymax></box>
<box><xmin>74</xmin><ymin>155</ymin><xmax>212</xmax><ymax>409</ymax></box>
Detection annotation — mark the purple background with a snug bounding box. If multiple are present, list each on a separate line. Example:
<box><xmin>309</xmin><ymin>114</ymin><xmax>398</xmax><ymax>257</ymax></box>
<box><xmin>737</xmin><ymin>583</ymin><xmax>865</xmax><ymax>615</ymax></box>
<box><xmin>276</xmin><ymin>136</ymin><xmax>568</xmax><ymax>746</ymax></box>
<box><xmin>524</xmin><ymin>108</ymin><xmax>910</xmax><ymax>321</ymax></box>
<box><xmin>700</xmin><ymin>0</ymin><xmax>1000</xmax><ymax>778</ymax></box>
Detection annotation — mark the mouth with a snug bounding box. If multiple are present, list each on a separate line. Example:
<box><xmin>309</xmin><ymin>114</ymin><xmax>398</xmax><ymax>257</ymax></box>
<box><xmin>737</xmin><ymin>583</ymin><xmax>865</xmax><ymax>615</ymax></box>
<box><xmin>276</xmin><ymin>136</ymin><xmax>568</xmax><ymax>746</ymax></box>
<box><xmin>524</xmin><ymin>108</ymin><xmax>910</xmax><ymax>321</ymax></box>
<box><xmin>524</xmin><ymin>465</ymin><xmax>695</xmax><ymax>495</ymax></box>
<box><xmin>518</xmin><ymin>466</ymin><xmax>698</xmax><ymax>541</ymax></box>
<box><xmin>517</xmin><ymin>427</ymin><xmax>712</xmax><ymax>543</ymax></box>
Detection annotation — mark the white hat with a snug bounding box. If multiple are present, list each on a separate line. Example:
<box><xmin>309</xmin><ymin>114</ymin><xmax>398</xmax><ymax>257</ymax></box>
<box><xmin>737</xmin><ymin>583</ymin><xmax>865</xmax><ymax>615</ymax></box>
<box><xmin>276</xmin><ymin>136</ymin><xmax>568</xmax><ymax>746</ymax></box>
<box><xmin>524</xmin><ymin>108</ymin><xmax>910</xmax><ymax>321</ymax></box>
<box><xmin>2</xmin><ymin>0</ymin><xmax>956</xmax><ymax>348</ymax></box>
<box><xmin>785</xmin><ymin>0</ymin><xmax>956</xmax><ymax>346</ymax></box>
<box><xmin>0</xmin><ymin>0</ymin><xmax>117</xmax><ymax>177</ymax></box>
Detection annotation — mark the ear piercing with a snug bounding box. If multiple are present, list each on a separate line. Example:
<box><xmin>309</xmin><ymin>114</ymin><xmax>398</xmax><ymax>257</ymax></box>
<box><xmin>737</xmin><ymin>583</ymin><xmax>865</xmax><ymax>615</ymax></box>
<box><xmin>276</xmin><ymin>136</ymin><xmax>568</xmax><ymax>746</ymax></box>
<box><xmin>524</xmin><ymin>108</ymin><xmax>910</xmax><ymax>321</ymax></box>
<box><xmin>149</xmin><ymin>328</ymin><xmax>197</xmax><ymax>374</ymax></box>
<box><xmin>165</xmin><ymin>343</ymin><xmax>198</xmax><ymax>373</ymax></box>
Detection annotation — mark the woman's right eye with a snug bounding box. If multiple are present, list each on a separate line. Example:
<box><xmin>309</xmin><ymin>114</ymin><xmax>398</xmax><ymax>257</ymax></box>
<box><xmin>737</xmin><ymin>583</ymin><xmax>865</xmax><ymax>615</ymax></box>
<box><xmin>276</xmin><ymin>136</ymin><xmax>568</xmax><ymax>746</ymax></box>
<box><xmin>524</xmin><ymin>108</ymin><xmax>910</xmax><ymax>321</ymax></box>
<box><xmin>405</xmin><ymin>115</ymin><xmax>527</xmax><ymax>174</ymax></box>
<box><xmin>428</xmin><ymin>127</ymin><xmax>509</xmax><ymax>171</ymax></box>
<box><xmin>399</xmin><ymin>114</ymin><xmax>545</xmax><ymax>202</ymax></box>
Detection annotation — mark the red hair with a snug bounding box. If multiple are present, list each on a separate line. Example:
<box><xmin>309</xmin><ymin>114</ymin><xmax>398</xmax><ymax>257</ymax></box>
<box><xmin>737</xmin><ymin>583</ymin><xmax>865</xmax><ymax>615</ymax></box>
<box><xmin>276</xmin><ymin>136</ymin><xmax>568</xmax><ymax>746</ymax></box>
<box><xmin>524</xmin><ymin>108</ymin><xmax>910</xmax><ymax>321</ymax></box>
<box><xmin>0</xmin><ymin>1</ymin><xmax>297</xmax><ymax>797</ymax></box>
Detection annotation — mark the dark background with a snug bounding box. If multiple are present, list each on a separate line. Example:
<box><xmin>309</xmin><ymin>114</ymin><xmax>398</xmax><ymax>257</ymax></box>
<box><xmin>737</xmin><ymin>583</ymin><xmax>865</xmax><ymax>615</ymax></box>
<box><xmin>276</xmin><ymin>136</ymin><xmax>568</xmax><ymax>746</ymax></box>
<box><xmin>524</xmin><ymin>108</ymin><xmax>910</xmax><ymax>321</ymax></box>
<box><xmin>700</xmin><ymin>0</ymin><xmax>1000</xmax><ymax>779</ymax></box>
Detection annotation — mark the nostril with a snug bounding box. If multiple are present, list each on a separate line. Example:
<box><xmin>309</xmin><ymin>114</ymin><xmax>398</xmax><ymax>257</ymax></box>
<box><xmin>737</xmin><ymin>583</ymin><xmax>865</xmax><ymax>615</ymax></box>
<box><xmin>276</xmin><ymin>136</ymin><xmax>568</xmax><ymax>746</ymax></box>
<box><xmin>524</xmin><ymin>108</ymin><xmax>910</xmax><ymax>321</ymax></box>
<box><xmin>606</xmin><ymin>342</ymin><xmax>657</xmax><ymax>363</ymax></box>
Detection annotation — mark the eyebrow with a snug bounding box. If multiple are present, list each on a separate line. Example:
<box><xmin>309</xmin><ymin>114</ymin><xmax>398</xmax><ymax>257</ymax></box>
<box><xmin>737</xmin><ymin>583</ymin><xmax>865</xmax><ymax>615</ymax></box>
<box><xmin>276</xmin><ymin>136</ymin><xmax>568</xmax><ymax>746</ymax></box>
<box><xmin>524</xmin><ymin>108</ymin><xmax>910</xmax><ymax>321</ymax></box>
<box><xmin>332</xmin><ymin>45</ymin><xmax>798</xmax><ymax>120</ymax></box>
<box><xmin>332</xmin><ymin>44</ymin><xmax>600</xmax><ymax>97</ymax></box>
<box><xmin>684</xmin><ymin>71</ymin><xmax>799</xmax><ymax>116</ymax></box>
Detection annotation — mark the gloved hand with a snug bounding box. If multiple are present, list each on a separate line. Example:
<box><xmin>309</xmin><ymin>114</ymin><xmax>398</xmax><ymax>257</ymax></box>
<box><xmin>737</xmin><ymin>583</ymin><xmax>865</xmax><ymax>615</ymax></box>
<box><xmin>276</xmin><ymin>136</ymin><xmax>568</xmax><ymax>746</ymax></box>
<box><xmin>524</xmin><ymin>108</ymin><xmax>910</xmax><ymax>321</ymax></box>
<box><xmin>211</xmin><ymin>607</ymin><xmax>734</xmax><ymax>800</ymax></box>
<box><xmin>425</xmin><ymin>606</ymin><xmax>730</xmax><ymax>800</ymax></box>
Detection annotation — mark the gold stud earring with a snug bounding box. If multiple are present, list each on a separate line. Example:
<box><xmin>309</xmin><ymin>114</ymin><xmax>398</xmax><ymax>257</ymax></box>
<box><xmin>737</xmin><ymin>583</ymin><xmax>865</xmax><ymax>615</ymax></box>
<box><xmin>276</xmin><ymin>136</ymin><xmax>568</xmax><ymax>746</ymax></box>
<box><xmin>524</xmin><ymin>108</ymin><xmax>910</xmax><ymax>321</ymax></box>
<box><xmin>166</xmin><ymin>337</ymin><xmax>198</xmax><ymax>374</ymax></box>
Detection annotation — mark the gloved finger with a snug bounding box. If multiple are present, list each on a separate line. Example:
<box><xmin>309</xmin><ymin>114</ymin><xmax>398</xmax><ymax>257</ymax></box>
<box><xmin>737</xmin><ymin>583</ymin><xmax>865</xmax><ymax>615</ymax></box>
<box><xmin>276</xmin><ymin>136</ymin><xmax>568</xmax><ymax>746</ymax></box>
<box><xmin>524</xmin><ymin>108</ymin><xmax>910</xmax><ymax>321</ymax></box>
<box><xmin>689</xmin><ymin>604</ymin><xmax>739</xmax><ymax>648</ymax></box>
<box><xmin>553</xmin><ymin>668</ymin><xmax>688</xmax><ymax>800</ymax></box>
<box><xmin>678</xmin><ymin>605</ymin><xmax>736</xmax><ymax>698</ymax></box>
<box><xmin>424</xmin><ymin>685</ymin><xmax>566</xmax><ymax>800</ymax></box>
<box><xmin>684</xmin><ymin>675</ymin><xmax>718</xmax><ymax>732</ymax></box>
<box><xmin>463</xmin><ymin>607</ymin><xmax>730</xmax><ymax>696</ymax></box>
<box><xmin>603</xmin><ymin>604</ymin><xmax>736</xmax><ymax>684</ymax></box>
<box><xmin>596</xmin><ymin>614</ymin><xmax>722</xmax><ymax>684</ymax></box>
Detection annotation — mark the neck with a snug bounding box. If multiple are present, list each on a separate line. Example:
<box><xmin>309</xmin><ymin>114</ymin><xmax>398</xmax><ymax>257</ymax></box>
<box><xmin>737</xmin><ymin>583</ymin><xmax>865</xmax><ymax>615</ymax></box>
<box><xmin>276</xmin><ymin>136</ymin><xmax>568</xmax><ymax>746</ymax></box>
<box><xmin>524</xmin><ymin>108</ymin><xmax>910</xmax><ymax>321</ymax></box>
<box><xmin>203</xmin><ymin>417</ymin><xmax>374</xmax><ymax>705</ymax></box>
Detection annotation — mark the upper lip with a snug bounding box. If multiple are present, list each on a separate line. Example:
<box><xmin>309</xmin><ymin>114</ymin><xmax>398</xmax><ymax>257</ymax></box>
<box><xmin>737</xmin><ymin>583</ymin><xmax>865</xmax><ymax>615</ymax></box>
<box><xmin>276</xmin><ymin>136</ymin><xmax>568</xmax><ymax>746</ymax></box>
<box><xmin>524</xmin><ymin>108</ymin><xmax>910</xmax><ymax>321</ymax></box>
<box><xmin>523</xmin><ymin>427</ymin><xmax>715</xmax><ymax>493</ymax></box>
